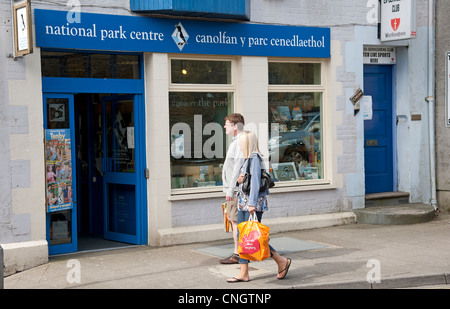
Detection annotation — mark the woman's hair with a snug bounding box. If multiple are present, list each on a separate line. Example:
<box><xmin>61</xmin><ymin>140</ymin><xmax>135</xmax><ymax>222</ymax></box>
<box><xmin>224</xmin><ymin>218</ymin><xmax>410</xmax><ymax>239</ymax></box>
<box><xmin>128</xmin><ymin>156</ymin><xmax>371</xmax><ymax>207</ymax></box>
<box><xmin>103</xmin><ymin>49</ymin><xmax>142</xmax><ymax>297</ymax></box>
<box><xmin>239</xmin><ymin>131</ymin><xmax>261</xmax><ymax>159</ymax></box>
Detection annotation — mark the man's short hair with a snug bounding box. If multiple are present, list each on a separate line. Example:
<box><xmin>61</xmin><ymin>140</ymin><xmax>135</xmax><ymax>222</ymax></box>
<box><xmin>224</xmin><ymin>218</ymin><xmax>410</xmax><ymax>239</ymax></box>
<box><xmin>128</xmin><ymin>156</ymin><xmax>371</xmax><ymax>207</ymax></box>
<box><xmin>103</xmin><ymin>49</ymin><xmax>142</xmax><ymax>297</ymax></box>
<box><xmin>225</xmin><ymin>113</ymin><xmax>245</xmax><ymax>129</ymax></box>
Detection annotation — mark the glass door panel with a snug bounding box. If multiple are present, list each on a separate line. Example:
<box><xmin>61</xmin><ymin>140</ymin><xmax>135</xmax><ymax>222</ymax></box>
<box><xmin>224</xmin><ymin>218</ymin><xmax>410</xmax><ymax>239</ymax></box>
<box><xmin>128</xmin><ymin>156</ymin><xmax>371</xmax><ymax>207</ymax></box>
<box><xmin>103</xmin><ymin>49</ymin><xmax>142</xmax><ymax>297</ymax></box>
<box><xmin>106</xmin><ymin>98</ymin><xmax>135</xmax><ymax>173</ymax></box>
<box><xmin>108</xmin><ymin>184</ymin><xmax>136</xmax><ymax>235</ymax></box>
<box><xmin>102</xmin><ymin>95</ymin><xmax>139</xmax><ymax>244</ymax></box>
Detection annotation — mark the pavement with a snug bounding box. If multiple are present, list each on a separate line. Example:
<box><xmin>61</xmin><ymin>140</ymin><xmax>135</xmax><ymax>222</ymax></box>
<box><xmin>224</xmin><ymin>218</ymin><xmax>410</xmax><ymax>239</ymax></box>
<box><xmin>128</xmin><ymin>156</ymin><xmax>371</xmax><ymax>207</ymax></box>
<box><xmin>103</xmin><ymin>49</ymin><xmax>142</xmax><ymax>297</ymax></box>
<box><xmin>3</xmin><ymin>212</ymin><xmax>450</xmax><ymax>290</ymax></box>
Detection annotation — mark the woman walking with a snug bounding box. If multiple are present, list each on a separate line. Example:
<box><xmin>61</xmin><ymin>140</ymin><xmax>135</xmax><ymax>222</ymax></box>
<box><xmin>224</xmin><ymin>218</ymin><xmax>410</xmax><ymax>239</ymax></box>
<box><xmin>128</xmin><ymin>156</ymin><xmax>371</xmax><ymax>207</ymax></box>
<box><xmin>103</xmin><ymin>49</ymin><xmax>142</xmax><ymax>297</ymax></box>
<box><xmin>227</xmin><ymin>131</ymin><xmax>291</xmax><ymax>283</ymax></box>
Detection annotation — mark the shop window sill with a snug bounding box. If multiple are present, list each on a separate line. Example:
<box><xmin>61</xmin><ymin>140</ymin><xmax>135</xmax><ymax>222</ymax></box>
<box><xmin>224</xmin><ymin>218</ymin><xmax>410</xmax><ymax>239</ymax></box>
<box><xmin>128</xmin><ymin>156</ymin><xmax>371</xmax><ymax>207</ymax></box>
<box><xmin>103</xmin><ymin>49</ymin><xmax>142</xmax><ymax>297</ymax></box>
<box><xmin>168</xmin><ymin>179</ymin><xmax>336</xmax><ymax>201</ymax></box>
<box><xmin>169</xmin><ymin>187</ymin><xmax>224</xmax><ymax>201</ymax></box>
<box><xmin>268</xmin><ymin>180</ymin><xmax>337</xmax><ymax>194</ymax></box>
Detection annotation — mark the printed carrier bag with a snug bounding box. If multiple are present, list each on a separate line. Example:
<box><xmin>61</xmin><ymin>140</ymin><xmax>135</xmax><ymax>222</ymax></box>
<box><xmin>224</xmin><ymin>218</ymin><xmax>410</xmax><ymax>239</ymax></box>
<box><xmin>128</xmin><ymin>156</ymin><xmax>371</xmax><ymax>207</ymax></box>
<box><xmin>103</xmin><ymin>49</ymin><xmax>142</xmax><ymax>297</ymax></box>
<box><xmin>237</xmin><ymin>214</ymin><xmax>270</xmax><ymax>261</ymax></box>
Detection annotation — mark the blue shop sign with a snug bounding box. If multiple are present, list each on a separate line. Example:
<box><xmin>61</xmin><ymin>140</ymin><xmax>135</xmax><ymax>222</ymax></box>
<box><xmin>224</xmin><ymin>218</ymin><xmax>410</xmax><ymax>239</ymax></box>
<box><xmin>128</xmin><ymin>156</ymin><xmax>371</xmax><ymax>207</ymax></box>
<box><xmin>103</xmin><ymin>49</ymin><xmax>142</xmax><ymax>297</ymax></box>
<box><xmin>35</xmin><ymin>9</ymin><xmax>330</xmax><ymax>58</ymax></box>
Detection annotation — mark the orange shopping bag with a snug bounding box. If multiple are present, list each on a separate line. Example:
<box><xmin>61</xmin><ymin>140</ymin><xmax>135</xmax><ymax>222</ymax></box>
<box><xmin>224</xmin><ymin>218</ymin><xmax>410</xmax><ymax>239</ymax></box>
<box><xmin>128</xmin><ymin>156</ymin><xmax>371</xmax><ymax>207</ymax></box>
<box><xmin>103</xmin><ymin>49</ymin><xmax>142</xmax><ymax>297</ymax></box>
<box><xmin>238</xmin><ymin>213</ymin><xmax>270</xmax><ymax>261</ymax></box>
<box><xmin>222</xmin><ymin>202</ymin><xmax>232</xmax><ymax>232</ymax></box>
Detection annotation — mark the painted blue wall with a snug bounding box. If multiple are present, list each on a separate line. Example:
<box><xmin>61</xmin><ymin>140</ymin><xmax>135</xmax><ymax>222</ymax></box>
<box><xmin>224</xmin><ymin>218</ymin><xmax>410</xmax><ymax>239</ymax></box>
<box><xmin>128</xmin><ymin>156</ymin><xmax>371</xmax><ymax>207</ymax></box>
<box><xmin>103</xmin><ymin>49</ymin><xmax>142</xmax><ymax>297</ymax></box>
<box><xmin>130</xmin><ymin>0</ymin><xmax>250</xmax><ymax>20</ymax></box>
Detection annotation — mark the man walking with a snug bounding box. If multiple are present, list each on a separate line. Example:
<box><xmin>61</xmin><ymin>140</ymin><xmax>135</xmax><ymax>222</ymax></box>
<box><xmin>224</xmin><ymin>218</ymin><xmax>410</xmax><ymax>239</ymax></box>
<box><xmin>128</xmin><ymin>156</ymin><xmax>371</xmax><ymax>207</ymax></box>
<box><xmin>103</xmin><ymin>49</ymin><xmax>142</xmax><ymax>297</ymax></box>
<box><xmin>220</xmin><ymin>113</ymin><xmax>245</xmax><ymax>264</ymax></box>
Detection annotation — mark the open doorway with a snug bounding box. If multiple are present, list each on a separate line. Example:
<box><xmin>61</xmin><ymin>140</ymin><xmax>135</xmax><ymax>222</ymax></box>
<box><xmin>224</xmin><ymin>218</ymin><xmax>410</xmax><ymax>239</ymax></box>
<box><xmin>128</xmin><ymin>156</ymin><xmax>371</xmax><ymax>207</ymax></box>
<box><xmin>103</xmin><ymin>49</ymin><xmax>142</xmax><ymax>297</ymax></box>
<box><xmin>75</xmin><ymin>93</ymin><xmax>139</xmax><ymax>252</ymax></box>
<box><xmin>42</xmin><ymin>51</ymin><xmax>146</xmax><ymax>255</ymax></box>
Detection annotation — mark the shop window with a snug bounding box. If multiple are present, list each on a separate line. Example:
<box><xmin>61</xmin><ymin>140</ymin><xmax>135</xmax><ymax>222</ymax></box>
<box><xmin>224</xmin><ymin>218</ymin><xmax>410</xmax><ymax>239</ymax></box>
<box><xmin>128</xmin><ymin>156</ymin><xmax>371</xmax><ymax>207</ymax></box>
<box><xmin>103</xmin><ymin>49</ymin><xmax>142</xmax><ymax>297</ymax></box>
<box><xmin>169</xmin><ymin>59</ymin><xmax>234</xmax><ymax>190</ymax></box>
<box><xmin>269</xmin><ymin>62</ymin><xmax>321</xmax><ymax>85</ymax></box>
<box><xmin>268</xmin><ymin>62</ymin><xmax>324</xmax><ymax>182</ymax></box>
<box><xmin>41</xmin><ymin>51</ymin><xmax>140</xmax><ymax>79</ymax></box>
<box><xmin>171</xmin><ymin>59</ymin><xmax>232</xmax><ymax>84</ymax></box>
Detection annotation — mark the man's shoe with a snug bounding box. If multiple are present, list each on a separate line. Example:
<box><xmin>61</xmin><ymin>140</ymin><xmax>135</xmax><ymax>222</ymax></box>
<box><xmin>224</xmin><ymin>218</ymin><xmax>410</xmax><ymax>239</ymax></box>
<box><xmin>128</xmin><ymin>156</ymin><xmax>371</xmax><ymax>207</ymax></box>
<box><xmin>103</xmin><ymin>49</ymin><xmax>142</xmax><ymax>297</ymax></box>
<box><xmin>219</xmin><ymin>253</ymin><xmax>239</xmax><ymax>264</ymax></box>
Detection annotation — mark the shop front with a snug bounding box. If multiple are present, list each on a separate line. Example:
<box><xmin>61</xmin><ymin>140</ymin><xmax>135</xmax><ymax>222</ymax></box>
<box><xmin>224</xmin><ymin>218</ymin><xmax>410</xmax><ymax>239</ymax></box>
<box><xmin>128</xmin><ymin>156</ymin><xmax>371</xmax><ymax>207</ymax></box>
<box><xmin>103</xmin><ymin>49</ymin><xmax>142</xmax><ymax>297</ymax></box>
<box><xmin>35</xmin><ymin>8</ymin><xmax>336</xmax><ymax>254</ymax></box>
<box><xmin>2</xmin><ymin>0</ymin><xmax>437</xmax><ymax>276</ymax></box>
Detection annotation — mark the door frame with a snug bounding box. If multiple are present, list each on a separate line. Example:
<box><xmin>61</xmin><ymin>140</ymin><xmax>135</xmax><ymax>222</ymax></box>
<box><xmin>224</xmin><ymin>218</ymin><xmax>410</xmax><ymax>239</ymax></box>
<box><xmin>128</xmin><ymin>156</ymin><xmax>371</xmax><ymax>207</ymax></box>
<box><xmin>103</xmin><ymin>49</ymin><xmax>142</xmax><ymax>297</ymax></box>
<box><xmin>363</xmin><ymin>64</ymin><xmax>397</xmax><ymax>194</ymax></box>
<box><xmin>42</xmin><ymin>51</ymin><xmax>147</xmax><ymax>254</ymax></box>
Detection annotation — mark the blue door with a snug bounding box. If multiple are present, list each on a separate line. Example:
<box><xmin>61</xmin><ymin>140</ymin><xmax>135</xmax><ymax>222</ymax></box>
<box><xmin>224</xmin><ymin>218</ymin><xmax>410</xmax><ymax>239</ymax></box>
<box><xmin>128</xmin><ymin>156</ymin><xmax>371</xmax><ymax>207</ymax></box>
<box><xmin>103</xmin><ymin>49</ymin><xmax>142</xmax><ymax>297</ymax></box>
<box><xmin>44</xmin><ymin>93</ymin><xmax>78</xmax><ymax>255</ymax></box>
<box><xmin>363</xmin><ymin>65</ymin><xmax>394</xmax><ymax>194</ymax></box>
<box><xmin>102</xmin><ymin>95</ymin><xmax>143</xmax><ymax>244</ymax></box>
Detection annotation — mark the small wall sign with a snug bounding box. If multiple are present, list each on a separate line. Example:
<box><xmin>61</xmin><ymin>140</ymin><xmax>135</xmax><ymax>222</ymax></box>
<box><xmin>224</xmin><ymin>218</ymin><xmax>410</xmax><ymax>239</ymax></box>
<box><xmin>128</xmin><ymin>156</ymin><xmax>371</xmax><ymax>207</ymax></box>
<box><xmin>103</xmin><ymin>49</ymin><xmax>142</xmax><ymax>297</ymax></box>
<box><xmin>13</xmin><ymin>0</ymin><xmax>33</xmax><ymax>56</ymax></box>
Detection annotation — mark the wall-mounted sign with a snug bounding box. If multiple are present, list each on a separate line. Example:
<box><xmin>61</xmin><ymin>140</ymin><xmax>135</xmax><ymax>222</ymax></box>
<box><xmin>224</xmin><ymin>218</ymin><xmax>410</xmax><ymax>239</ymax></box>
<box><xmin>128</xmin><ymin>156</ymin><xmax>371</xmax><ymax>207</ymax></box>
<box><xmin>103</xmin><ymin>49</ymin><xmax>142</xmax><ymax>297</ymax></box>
<box><xmin>363</xmin><ymin>46</ymin><xmax>396</xmax><ymax>64</ymax></box>
<box><xmin>13</xmin><ymin>0</ymin><xmax>33</xmax><ymax>56</ymax></box>
<box><xmin>35</xmin><ymin>9</ymin><xmax>330</xmax><ymax>58</ymax></box>
<box><xmin>380</xmin><ymin>0</ymin><xmax>416</xmax><ymax>42</ymax></box>
<box><xmin>362</xmin><ymin>96</ymin><xmax>373</xmax><ymax>121</ymax></box>
<box><xmin>350</xmin><ymin>88</ymin><xmax>364</xmax><ymax>116</ymax></box>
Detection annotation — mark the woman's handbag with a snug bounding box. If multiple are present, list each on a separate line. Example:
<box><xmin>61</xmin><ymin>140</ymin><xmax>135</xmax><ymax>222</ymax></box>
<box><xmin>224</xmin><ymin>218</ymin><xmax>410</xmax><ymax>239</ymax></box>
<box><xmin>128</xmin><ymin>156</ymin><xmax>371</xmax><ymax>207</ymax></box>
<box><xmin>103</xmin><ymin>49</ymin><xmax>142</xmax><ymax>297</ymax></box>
<box><xmin>241</xmin><ymin>155</ymin><xmax>274</xmax><ymax>194</ymax></box>
<box><xmin>237</xmin><ymin>213</ymin><xmax>270</xmax><ymax>261</ymax></box>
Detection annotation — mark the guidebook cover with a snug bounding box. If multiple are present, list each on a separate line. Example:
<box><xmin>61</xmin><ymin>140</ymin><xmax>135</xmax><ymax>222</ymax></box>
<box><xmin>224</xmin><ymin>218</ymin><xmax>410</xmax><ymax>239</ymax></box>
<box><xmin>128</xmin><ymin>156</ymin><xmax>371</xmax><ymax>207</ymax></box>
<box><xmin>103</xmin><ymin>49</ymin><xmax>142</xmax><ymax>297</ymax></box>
<box><xmin>45</xmin><ymin>129</ymin><xmax>73</xmax><ymax>213</ymax></box>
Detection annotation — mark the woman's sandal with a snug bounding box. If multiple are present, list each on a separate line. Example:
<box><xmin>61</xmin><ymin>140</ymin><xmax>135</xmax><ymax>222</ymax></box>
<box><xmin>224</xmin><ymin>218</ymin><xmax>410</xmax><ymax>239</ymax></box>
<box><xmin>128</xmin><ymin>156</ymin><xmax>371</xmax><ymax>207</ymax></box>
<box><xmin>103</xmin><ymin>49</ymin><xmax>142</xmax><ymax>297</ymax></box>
<box><xmin>227</xmin><ymin>277</ymin><xmax>250</xmax><ymax>283</ymax></box>
<box><xmin>277</xmin><ymin>258</ymin><xmax>291</xmax><ymax>280</ymax></box>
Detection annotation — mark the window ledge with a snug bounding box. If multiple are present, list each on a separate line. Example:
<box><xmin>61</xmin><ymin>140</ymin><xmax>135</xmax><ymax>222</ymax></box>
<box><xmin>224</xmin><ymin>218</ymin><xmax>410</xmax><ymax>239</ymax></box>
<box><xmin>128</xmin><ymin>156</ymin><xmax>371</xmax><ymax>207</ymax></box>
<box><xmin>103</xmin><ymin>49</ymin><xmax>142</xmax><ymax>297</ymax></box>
<box><xmin>169</xmin><ymin>188</ymin><xmax>224</xmax><ymax>201</ymax></box>
<box><xmin>268</xmin><ymin>180</ymin><xmax>337</xmax><ymax>193</ymax></box>
<box><xmin>168</xmin><ymin>180</ymin><xmax>336</xmax><ymax>201</ymax></box>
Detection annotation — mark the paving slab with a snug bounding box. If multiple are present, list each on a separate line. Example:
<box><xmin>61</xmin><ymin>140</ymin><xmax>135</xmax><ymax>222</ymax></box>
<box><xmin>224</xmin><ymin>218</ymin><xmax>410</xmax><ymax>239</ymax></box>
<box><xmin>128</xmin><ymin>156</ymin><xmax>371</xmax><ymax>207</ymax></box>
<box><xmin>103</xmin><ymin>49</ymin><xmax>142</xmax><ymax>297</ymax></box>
<box><xmin>4</xmin><ymin>212</ymin><xmax>450</xmax><ymax>290</ymax></box>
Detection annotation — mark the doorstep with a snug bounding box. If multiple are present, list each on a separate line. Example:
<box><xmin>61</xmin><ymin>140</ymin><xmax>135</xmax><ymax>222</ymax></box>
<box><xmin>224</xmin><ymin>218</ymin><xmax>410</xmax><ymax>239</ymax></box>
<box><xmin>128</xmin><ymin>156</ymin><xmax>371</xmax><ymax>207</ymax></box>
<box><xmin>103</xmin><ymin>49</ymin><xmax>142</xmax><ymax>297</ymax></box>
<box><xmin>353</xmin><ymin>203</ymin><xmax>436</xmax><ymax>225</ymax></box>
<box><xmin>365</xmin><ymin>191</ymin><xmax>410</xmax><ymax>207</ymax></box>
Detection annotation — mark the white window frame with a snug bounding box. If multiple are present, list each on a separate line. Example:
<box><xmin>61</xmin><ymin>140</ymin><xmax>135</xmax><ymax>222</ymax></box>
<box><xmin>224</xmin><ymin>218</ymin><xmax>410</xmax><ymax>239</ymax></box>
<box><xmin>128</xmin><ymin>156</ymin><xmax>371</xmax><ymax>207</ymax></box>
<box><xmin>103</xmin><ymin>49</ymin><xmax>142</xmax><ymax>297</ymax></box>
<box><xmin>267</xmin><ymin>58</ymin><xmax>332</xmax><ymax>190</ymax></box>
<box><xmin>168</xmin><ymin>55</ymin><xmax>237</xmax><ymax>196</ymax></box>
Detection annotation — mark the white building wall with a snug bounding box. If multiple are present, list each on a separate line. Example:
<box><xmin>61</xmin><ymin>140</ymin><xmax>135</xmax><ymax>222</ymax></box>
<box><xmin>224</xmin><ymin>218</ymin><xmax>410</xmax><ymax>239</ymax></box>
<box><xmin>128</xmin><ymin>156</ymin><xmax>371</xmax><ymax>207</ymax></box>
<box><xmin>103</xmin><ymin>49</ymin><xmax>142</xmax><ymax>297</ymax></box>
<box><xmin>1</xmin><ymin>0</ymin><xmax>48</xmax><ymax>274</ymax></box>
<box><xmin>435</xmin><ymin>0</ymin><xmax>450</xmax><ymax>212</ymax></box>
<box><xmin>403</xmin><ymin>25</ymin><xmax>432</xmax><ymax>203</ymax></box>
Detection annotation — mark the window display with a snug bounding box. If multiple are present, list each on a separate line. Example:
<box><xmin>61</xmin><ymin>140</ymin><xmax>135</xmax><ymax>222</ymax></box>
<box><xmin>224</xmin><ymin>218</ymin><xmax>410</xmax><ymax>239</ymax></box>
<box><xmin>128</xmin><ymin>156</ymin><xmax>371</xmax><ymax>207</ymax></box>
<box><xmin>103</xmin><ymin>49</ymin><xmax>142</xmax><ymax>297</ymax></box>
<box><xmin>169</xmin><ymin>92</ymin><xmax>233</xmax><ymax>189</ymax></box>
<box><xmin>45</xmin><ymin>129</ymin><xmax>73</xmax><ymax>213</ymax></box>
<box><xmin>169</xmin><ymin>59</ymin><xmax>234</xmax><ymax>190</ymax></box>
<box><xmin>268</xmin><ymin>62</ymin><xmax>323</xmax><ymax>182</ymax></box>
